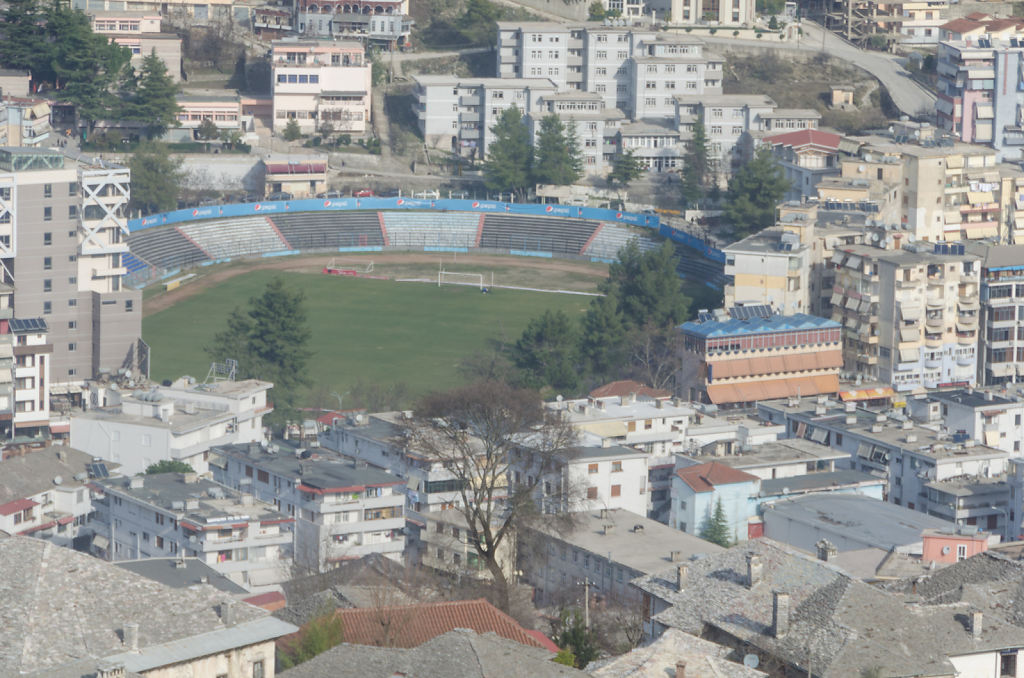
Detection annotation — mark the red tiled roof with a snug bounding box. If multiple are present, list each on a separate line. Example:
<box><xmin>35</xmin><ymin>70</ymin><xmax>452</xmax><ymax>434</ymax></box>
<box><xmin>765</xmin><ymin>128</ymin><xmax>842</xmax><ymax>151</ymax></box>
<box><xmin>322</xmin><ymin>598</ymin><xmax>557</xmax><ymax>651</ymax></box>
<box><xmin>940</xmin><ymin>18</ymin><xmax>984</xmax><ymax>33</ymax></box>
<box><xmin>675</xmin><ymin>462</ymin><xmax>759</xmax><ymax>493</ymax></box>
<box><xmin>243</xmin><ymin>591</ymin><xmax>287</xmax><ymax>612</ymax></box>
<box><xmin>965</xmin><ymin>12</ymin><xmax>991</xmax><ymax>20</ymax></box>
<box><xmin>0</xmin><ymin>498</ymin><xmax>38</xmax><ymax>516</ymax></box>
<box><xmin>588</xmin><ymin>380</ymin><xmax>671</xmax><ymax>399</ymax></box>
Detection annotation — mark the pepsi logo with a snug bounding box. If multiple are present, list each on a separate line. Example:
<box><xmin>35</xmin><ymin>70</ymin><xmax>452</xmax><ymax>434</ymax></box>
<box><xmin>472</xmin><ymin>201</ymin><xmax>479</xmax><ymax>208</ymax></box>
<box><xmin>616</xmin><ymin>212</ymin><xmax>623</xmax><ymax>219</ymax></box>
<box><xmin>398</xmin><ymin>199</ymin><xmax>405</xmax><ymax>205</ymax></box>
<box><xmin>192</xmin><ymin>209</ymin><xmax>198</xmax><ymax>216</ymax></box>
<box><xmin>255</xmin><ymin>204</ymin><xmax>262</xmax><ymax>211</ymax></box>
<box><xmin>545</xmin><ymin>205</ymin><xmax>553</xmax><ymax>212</ymax></box>
<box><xmin>324</xmin><ymin>201</ymin><xmax>331</xmax><ymax>207</ymax></box>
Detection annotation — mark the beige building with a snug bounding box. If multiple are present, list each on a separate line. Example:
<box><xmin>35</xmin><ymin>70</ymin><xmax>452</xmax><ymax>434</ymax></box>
<box><xmin>723</xmin><ymin>228</ymin><xmax>811</xmax><ymax>315</ymax></box>
<box><xmin>830</xmin><ymin>243</ymin><xmax>980</xmax><ymax>392</ymax></box>
<box><xmin>419</xmin><ymin>509</ymin><xmax>515</xmax><ymax>582</ymax></box>
<box><xmin>668</xmin><ymin>0</ymin><xmax>755</xmax><ymax>25</ymax></box>
<box><xmin>271</xmin><ymin>39</ymin><xmax>371</xmax><ymax>135</ymax></box>
<box><xmin>89</xmin><ymin>11</ymin><xmax>183</xmax><ymax>81</ymax></box>
<box><xmin>171</xmin><ymin>92</ymin><xmax>244</xmax><ymax>142</ymax></box>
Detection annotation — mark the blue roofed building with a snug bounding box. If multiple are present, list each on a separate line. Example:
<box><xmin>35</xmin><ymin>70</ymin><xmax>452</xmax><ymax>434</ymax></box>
<box><xmin>678</xmin><ymin>305</ymin><xmax>843</xmax><ymax>408</ymax></box>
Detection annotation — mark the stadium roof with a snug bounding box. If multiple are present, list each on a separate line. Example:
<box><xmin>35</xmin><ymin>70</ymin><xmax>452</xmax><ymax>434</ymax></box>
<box><xmin>679</xmin><ymin>313</ymin><xmax>840</xmax><ymax>338</ymax></box>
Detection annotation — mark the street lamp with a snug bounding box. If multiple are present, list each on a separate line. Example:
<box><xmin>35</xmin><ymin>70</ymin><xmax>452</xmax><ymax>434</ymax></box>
<box><xmin>989</xmin><ymin>505</ymin><xmax>1010</xmax><ymax>543</ymax></box>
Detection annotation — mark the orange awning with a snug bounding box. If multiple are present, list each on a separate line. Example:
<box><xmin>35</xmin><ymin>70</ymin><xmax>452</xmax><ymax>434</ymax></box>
<box><xmin>838</xmin><ymin>386</ymin><xmax>897</xmax><ymax>402</ymax></box>
<box><xmin>707</xmin><ymin>375</ymin><xmax>839</xmax><ymax>404</ymax></box>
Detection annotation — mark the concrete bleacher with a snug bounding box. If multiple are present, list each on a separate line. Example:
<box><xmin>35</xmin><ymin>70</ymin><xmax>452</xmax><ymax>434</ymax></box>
<box><xmin>479</xmin><ymin>214</ymin><xmax>598</xmax><ymax>255</ymax></box>
<box><xmin>584</xmin><ymin>223</ymin><xmax>659</xmax><ymax>260</ymax></box>
<box><xmin>122</xmin><ymin>251</ymin><xmax>149</xmax><ymax>274</ymax></box>
<box><xmin>179</xmin><ymin>216</ymin><xmax>288</xmax><ymax>260</ymax></box>
<box><xmin>382</xmin><ymin>212</ymin><xmax>479</xmax><ymax>249</ymax></box>
<box><xmin>269</xmin><ymin>212</ymin><xmax>385</xmax><ymax>250</ymax></box>
<box><xmin>126</xmin><ymin>227</ymin><xmax>210</xmax><ymax>270</ymax></box>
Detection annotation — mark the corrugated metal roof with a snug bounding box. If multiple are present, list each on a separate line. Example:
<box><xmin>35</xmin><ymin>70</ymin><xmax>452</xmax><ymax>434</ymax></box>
<box><xmin>679</xmin><ymin>313</ymin><xmax>840</xmax><ymax>338</ymax></box>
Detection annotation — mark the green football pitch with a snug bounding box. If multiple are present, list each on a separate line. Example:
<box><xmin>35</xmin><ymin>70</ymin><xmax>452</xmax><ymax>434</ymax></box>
<box><xmin>142</xmin><ymin>269</ymin><xmax>593</xmax><ymax>403</ymax></box>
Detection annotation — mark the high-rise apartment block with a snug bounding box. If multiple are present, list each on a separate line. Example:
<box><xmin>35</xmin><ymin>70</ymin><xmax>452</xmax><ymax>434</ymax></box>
<box><xmin>966</xmin><ymin>243</ymin><xmax>1024</xmax><ymax>386</ymax></box>
<box><xmin>0</xmin><ymin>147</ymin><xmax>141</xmax><ymax>399</ymax></box>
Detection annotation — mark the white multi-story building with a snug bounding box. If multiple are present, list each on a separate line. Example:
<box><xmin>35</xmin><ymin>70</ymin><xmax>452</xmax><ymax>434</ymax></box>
<box><xmin>0</xmin><ymin>445</ymin><xmax>117</xmax><ymax>545</ymax></box>
<box><xmin>70</xmin><ymin>377</ymin><xmax>272</xmax><ymax>475</ymax></box>
<box><xmin>967</xmin><ymin>243</ymin><xmax>1024</xmax><ymax>385</ymax></box>
<box><xmin>909</xmin><ymin>388</ymin><xmax>1024</xmax><ymax>455</ymax></box>
<box><xmin>526</xmin><ymin>90</ymin><xmax>626</xmax><ymax>175</ymax></box>
<box><xmin>271</xmin><ymin>38</ymin><xmax>371</xmax><ymax>135</ymax></box>
<box><xmin>10</xmin><ymin>318</ymin><xmax>50</xmax><ymax>437</ymax></box>
<box><xmin>629</xmin><ymin>36</ymin><xmax>723</xmax><ymax>120</ymax></box>
<box><xmin>90</xmin><ymin>472</ymin><xmax>294</xmax><ymax>591</ymax></box>
<box><xmin>723</xmin><ymin>228</ymin><xmax>811</xmax><ymax>315</ymax></box>
<box><xmin>210</xmin><ymin>442</ymin><xmax>405</xmax><ymax>573</ymax></box>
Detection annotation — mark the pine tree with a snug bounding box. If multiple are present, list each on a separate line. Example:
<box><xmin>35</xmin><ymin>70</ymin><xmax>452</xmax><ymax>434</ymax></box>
<box><xmin>283</xmin><ymin>118</ymin><xmax>302</xmax><ymax>141</ymax></box>
<box><xmin>724</xmin><ymin>146</ymin><xmax>790</xmax><ymax>237</ymax></box>
<box><xmin>699</xmin><ymin>497</ymin><xmax>732</xmax><ymax>547</ymax></box>
<box><xmin>129</xmin><ymin>142</ymin><xmax>183</xmax><ymax>214</ymax></box>
<box><xmin>533</xmin><ymin>114</ymin><xmax>579</xmax><ymax>186</ymax></box>
<box><xmin>129</xmin><ymin>50</ymin><xmax>181</xmax><ymax>139</ymax></box>
<box><xmin>566</xmin><ymin>117</ymin><xmax>585</xmax><ymax>182</ymax></box>
<box><xmin>607</xmin><ymin>149</ymin><xmax>643</xmax><ymax>189</ymax></box>
<box><xmin>208</xmin><ymin>278</ymin><xmax>313</xmax><ymax>431</ymax></box>
<box><xmin>0</xmin><ymin>0</ymin><xmax>49</xmax><ymax>79</ymax></box>
<box><xmin>681</xmin><ymin>118</ymin><xmax>709</xmax><ymax>206</ymax></box>
<box><xmin>484</xmin><ymin>105</ymin><xmax>533</xmax><ymax>200</ymax></box>
<box><xmin>511</xmin><ymin>309</ymin><xmax>580</xmax><ymax>392</ymax></box>
<box><xmin>599</xmin><ymin>240</ymin><xmax>690</xmax><ymax>330</ymax></box>
<box><xmin>579</xmin><ymin>290</ymin><xmax>627</xmax><ymax>379</ymax></box>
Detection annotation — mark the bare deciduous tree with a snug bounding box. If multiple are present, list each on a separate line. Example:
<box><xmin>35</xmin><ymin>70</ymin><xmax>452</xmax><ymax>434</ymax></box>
<box><xmin>403</xmin><ymin>380</ymin><xmax>579</xmax><ymax>613</ymax></box>
<box><xmin>626</xmin><ymin>323</ymin><xmax>683</xmax><ymax>393</ymax></box>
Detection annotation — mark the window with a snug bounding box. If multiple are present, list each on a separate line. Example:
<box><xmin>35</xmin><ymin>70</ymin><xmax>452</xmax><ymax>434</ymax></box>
<box><xmin>43</xmin><ymin>301</ymin><xmax>51</xmax><ymax>315</ymax></box>
<box><xmin>43</xmin><ymin>232</ymin><xmax>51</xmax><ymax>246</ymax></box>
<box><xmin>68</xmin><ymin>299</ymin><xmax>77</xmax><ymax>307</ymax></box>
<box><xmin>43</xmin><ymin>257</ymin><xmax>51</xmax><ymax>270</ymax></box>
<box><xmin>956</xmin><ymin>544</ymin><xmax>967</xmax><ymax>561</ymax></box>
<box><xmin>611</xmin><ymin>485</ymin><xmax>621</xmax><ymax>497</ymax></box>
<box><xmin>43</xmin><ymin>207</ymin><xmax>51</xmax><ymax>221</ymax></box>
<box><xmin>257</xmin><ymin>469</ymin><xmax>270</xmax><ymax>483</ymax></box>
<box><xmin>245</xmin><ymin>465</ymin><xmax>254</xmax><ymax>478</ymax></box>
<box><xmin>43</xmin><ymin>279</ymin><xmax>51</xmax><ymax>292</ymax></box>
<box><xmin>68</xmin><ymin>343</ymin><xmax>77</xmax><ymax>352</ymax></box>
<box><xmin>611</xmin><ymin>461</ymin><xmax>622</xmax><ymax>472</ymax></box>
<box><xmin>586</xmin><ymin>487</ymin><xmax>598</xmax><ymax>499</ymax></box>
<box><xmin>252</xmin><ymin>660</ymin><xmax>265</xmax><ymax>678</ymax></box>
<box><xmin>69</xmin><ymin>276</ymin><xmax>76</xmax><ymax>285</ymax></box>
<box><xmin>69</xmin><ymin>205</ymin><xmax>77</xmax><ymax>219</ymax></box>
<box><xmin>588</xmin><ymin>463</ymin><xmax>598</xmax><ymax>474</ymax></box>
<box><xmin>44</xmin><ymin>184</ymin><xmax>52</xmax><ymax>198</ymax></box>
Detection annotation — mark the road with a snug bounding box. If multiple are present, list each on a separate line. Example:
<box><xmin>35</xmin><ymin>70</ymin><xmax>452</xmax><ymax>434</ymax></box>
<box><xmin>695</xmin><ymin>20</ymin><xmax>937</xmax><ymax>118</ymax></box>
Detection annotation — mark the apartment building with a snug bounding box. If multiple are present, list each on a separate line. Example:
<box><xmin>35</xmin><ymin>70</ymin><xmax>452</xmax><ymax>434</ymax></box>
<box><xmin>670</xmin><ymin>461</ymin><xmax>759</xmax><ymax>539</ymax></box>
<box><xmin>629</xmin><ymin>36</ymin><xmax>724</xmax><ymax>119</ymax></box>
<box><xmin>0</xmin><ymin>445</ymin><xmax>118</xmax><ymax>545</ymax></box>
<box><xmin>11</xmin><ymin>317</ymin><xmax>50</xmax><ymax>436</ymax></box>
<box><xmin>677</xmin><ymin>306</ymin><xmax>842</xmax><ymax>407</ymax></box>
<box><xmin>723</xmin><ymin>228</ymin><xmax>811</xmax><ymax>315</ymax></box>
<box><xmin>0</xmin><ymin>147</ymin><xmax>141</xmax><ymax>393</ymax></box>
<box><xmin>73</xmin><ymin>0</ymin><xmax>233</xmax><ymax>22</ymax></box>
<box><xmin>210</xmin><ymin>442</ymin><xmax>405</xmax><ymax>573</ymax></box>
<box><xmin>764</xmin><ymin>128</ymin><xmax>843</xmax><ymax>202</ymax></box>
<box><xmin>527</xmin><ymin>91</ymin><xmax>626</xmax><ymax>175</ymax></box>
<box><xmin>170</xmin><ymin>93</ymin><xmax>244</xmax><ymax>142</ymax></box>
<box><xmin>0</xmin><ymin>98</ymin><xmax>52</xmax><ymax>148</ymax></box>
<box><xmin>295</xmin><ymin>0</ymin><xmax>411</xmax><ymax>47</ymax></box>
<box><xmin>829</xmin><ymin>243</ymin><xmax>980</xmax><ymax>391</ymax></box>
<box><xmin>667</xmin><ymin>0</ymin><xmax>755</xmax><ymax>25</ymax></box>
<box><xmin>966</xmin><ymin>243</ymin><xmax>1024</xmax><ymax>385</ymax></box>
<box><xmin>71</xmin><ymin>377</ymin><xmax>272</xmax><ymax>474</ymax></box>
<box><xmin>90</xmin><ymin>472</ymin><xmax>294</xmax><ymax>590</ymax></box>
<box><xmin>548</xmin><ymin>393</ymin><xmax>695</xmax><ymax>457</ymax></box>
<box><xmin>412</xmin><ymin>75</ymin><xmax>557</xmax><ymax>159</ymax></box>
<box><xmin>89</xmin><ymin>11</ymin><xmax>183</xmax><ymax>81</ymax></box>
<box><xmin>909</xmin><ymin>388</ymin><xmax>1024</xmax><ymax>455</ymax></box>
<box><xmin>419</xmin><ymin>508</ymin><xmax>515</xmax><ymax>581</ymax></box>
<box><xmin>271</xmin><ymin>39</ymin><xmax>371</xmax><ymax>135</ymax></box>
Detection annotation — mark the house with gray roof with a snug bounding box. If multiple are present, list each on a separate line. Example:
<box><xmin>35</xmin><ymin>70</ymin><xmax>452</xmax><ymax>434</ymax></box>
<box><xmin>276</xmin><ymin>628</ymin><xmax>586</xmax><ymax>678</ymax></box>
<box><xmin>632</xmin><ymin>538</ymin><xmax>1024</xmax><ymax>678</ymax></box>
<box><xmin>0</xmin><ymin>534</ymin><xmax>297</xmax><ymax>678</ymax></box>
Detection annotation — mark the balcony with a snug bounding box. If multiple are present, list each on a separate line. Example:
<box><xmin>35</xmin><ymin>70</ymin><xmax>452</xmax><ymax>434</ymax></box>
<box><xmin>925</xmin><ymin>314</ymin><xmax>945</xmax><ymax>329</ymax></box>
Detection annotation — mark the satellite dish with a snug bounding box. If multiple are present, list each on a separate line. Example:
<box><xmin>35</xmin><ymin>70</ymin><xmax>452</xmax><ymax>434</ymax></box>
<box><xmin>744</xmin><ymin>654</ymin><xmax>760</xmax><ymax>669</ymax></box>
<box><xmin>942</xmin><ymin>545</ymin><xmax>951</xmax><ymax>555</ymax></box>
<box><xmin>556</xmin><ymin>395</ymin><xmax>563</xmax><ymax>402</ymax></box>
<box><xmin>53</xmin><ymin>475</ymin><xmax>63</xmax><ymax>485</ymax></box>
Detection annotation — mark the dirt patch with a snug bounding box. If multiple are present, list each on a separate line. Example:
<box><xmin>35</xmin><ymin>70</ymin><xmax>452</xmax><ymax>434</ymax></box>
<box><xmin>142</xmin><ymin>253</ymin><xmax>609</xmax><ymax>317</ymax></box>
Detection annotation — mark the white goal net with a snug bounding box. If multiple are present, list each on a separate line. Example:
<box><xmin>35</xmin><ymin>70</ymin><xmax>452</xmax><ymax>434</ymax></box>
<box><xmin>438</xmin><ymin>270</ymin><xmax>486</xmax><ymax>290</ymax></box>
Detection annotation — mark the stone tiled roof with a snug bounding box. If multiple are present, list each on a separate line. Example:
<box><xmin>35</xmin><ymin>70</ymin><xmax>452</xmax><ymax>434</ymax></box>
<box><xmin>317</xmin><ymin>598</ymin><xmax>557</xmax><ymax>651</ymax></box>
<box><xmin>589</xmin><ymin>628</ymin><xmax>765</xmax><ymax>678</ymax></box>
<box><xmin>0</xmin><ymin>536</ymin><xmax>281</xmax><ymax>676</ymax></box>
<box><xmin>277</xmin><ymin>628</ymin><xmax>586</xmax><ymax>678</ymax></box>
<box><xmin>632</xmin><ymin>539</ymin><xmax>1024</xmax><ymax>677</ymax></box>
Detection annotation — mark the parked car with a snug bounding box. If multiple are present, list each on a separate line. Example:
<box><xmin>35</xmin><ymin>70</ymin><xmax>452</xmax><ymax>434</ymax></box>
<box><xmin>353</xmin><ymin>188</ymin><xmax>375</xmax><ymax>197</ymax></box>
<box><xmin>266</xmin><ymin>191</ymin><xmax>293</xmax><ymax>201</ymax></box>
<box><xmin>378</xmin><ymin>188</ymin><xmax>401</xmax><ymax>197</ymax></box>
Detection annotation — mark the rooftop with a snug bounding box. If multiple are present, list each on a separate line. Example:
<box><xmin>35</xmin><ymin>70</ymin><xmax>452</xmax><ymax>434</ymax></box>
<box><xmin>723</xmin><ymin>227</ymin><xmax>808</xmax><ymax>255</ymax></box>
<box><xmin>759</xmin><ymin>469</ymin><xmax>882</xmax><ymax>496</ymax></box>
<box><xmin>765</xmin><ymin>128</ymin><xmax>842</xmax><ymax>150</ymax></box>
<box><xmin>966</xmin><ymin>242</ymin><xmax>1024</xmax><ymax>271</ymax></box>
<box><xmin>97</xmin><ymin>473</ymin><xmax>288</xmax><ymax>526</ymax></box>
<box><xmin>588</xmin><ymin>380</ymin><xmax>671</xmax><ymax>400</ymax></box>
<box><xmin>632</xmin><ymin>538</ymin><xmax>1024</xmax><ymax>677</ymax></box>
<box><xmin>0</xmin><ymin>446</ymin><xmax>116</xmax><ymax>507</ymax></box>
<box><xmin>764</xmin><ymin>494</ymin><xmax>953</xmax><ymax>550</ymax></box>
<box><xmin>929</xmin><ymin>388</ymin><xmax>1019</xmax><ymax>409</ymax></box>
<box><xmin>676</xmin><ymin>461</ymin><xmax>759</xmax><ymax>493</ymax></box>
<box><xmin>533</xmin><ymin>508</ymin><xmax>723</xmax><ymax>574</ymax></box>
<box><xmin>214</xmin><ymin>443</ymin><xmax>402</xmax><ymax>491</ymax></box>
<box><xmin>687</xmin><ymin>438</ymin><xmax>848</xmax><ymax>471</ymax></box>
<box><xmin>276</xmin><ymin>629</ymin><xmax>585</xmax><ymax>678</ymax></box>
<box><xmin>589</xmin><ymin>628</ymin><xmax>765</xmax><ymax>678</ymax></box>
<box><xmin>679</xmin><ymin>312</ymin><xmax>840</xmax><ymax>338</ymax></box>
<box><xmin>0</xmin><ymin>535</ymin><xmax>292</xmax><ymax>676</ymax></box>
<box><xmin>114</xmin><ymin>557</ymin><xmax>249</xmax><ymax>595</ymax></box>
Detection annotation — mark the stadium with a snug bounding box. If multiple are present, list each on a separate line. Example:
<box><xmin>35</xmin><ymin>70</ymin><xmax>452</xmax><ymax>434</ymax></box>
<box><xmin>132</xmin><ymin>198</ymin><xmax>727</xmax><ymax>392</ymax></box>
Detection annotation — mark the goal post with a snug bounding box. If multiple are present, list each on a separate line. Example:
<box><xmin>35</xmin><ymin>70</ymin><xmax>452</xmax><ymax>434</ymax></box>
<box><xmin>438</xmin><ymin>269</ymin><xmax>487</xmax><ymax>290</ymax></box>
<box><xmin>323</xmin><ymin>258</ymin><xmax>374</xmax><ymax>276</ymax></box>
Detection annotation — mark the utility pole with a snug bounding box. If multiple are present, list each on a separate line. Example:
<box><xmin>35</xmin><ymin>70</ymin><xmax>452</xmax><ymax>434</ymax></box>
<box><xmin>579</xmin><ymin>578</ymin><xmax>591</xmax><ymax>629</ymax></box>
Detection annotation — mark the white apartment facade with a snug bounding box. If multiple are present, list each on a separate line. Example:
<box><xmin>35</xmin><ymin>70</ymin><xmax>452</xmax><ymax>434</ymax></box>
<box><xmin>910</xmin><ymin>389</ymin><xmax>1024</xmax><ymax>455</ymax></box>
<box><xmin>90</xmin><ymin>472</ymin><xmax>294</xmax><ymax>590</ymax></box>
<box><xmin>271</xmin><ymin>38</ymin><xmax>371</xmax><ymax>135</ymax></box>
<box><xmin>210</xmin><ymin>442</ymin><xmax>405</xmax><ymax>573</ymax></box>
<box><xmin>70</xmin><ymin>377</ymin><xmax>272</xmax><ymax>475</ymax></box>
<box><xmin>10</xmin><ymin>318</ymin><xmax>50</xmax><ymax>437</ymax></box>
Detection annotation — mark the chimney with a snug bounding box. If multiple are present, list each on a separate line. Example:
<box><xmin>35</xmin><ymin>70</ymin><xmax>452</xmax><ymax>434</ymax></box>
<box><xmin>845</xmin><ymin>415</ymin><xmax>856</xmax><ymax>425</ymax></box>
<box><xmin>905</xmin><ymin>433</ymin><xmax>917</xmax><ymax>443</ymax></box>
<box><xmin>174</xmin><ymin>556</ymin><xmax>187</xmax><ymax>569</ymax></box>
<box><xmin>985</xmin><ymin>391</ymin><xmax>994</xmax><ymax>402</ymax></box>
<box><xmin>603</xmin><ymin>523</ymin><xmax>615</xmax><ymax>535</ymax></box>
<box><xmin>122</xmin><ymin>622</ymin><xmax>139</xmax><ymax>651</ymax></box>
<box><xmin>815</xmin><ymin>539</ymin><xmax>837</xmax><ymax>562</ymax></box>
<box><xmin>56</xmin><ymin>448</ymin><xmax>67</xmax><ymax>463</ymax></box>
<box><xmin>971</xmin><ymin>610</ymin><xmax>983</xmax><ymax>639</ymax></box>
<box><xmin>676</xmin><ymin>564</ymin><xmax>688</xmax><ymax>591</ymax></box>
<box><xmin>129</xmin><ymin>476</ymin><xmax>144</xmax><ymax>490</ymax></box>
<box><xmin>96</xmin><ymin>662</ymin><xmax>126</xmax><ymax>678</ymax></box>
<box><xmin>221</xmin><ymin>600</ymin><xmax>236</xmax><ymax>626</ymax></box>
<box><xmin>675</xmin><ymin>660</ymin><xmax>686</xmax><ymax>678</ymax></box>
<box><xmin>746</xmin><ymin>554</ymin><xmax>763</xmax><ymax>588</ymax></box>
<box><xmin>772</xmin><ymin>591</ymin><xmax>790</xmax><ymax>638</ymax></box>
<box><xmin>657</xmin><ymin>399</ymin><xmax>665</xmax><ymax>409</ymax></box>
<box><xmin>670</xmin><ymin>550</ymin><xmax>683</xmax><ymax>562</ymax></box>
<box><xmin>600</xmin><ymin>508</ymin><xmax>609</xmax><ymax>519</ymax></box>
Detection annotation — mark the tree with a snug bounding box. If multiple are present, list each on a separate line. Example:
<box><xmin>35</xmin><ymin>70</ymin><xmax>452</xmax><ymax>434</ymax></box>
<box><xmin>532</xmin><ymin>114</ymin><xmax>582</xmax><ymax>186</ymax></box>
<box><xmin>129</xmin><ymin>142</ymin><xmax>184</xmax><ymax>214</ymax></box>
<box><xmin>511</xmin><ymin>310</ymin><xmax>580</xmax><ymax>392</ymax></box>
<box><xmin>607</xmin><ymin>150</ymin><xmax>643</xmax><ymax>189</ymax></box>
<box><xmin>681</xmin><ymin>118</ymin><xmax>709</xmax><ymax>206</ymax></box>
<box><xmin>484</xmin><ymin>105</ymin><xmax>533</xmax><ymax>200</ymax></box>
<box><xmin>208</xmin><ymin>278</ymin><xmax>313</xmax><ymax>430</ymax></box>
<box><xmin>554</xmin><ymin>609</ymin><xmax>600</xmax><ymax>669</ymax></box>
<box><xmin>600</xmin><ymin>240</ymin><xmax>690</xmax><ymax>330</ymax></box>
<box><xmin>197</xmin><ymin>118</ymin><xmax>220</xmax><ymax>141</ymax></box>
<box><xmin>626</xmin><ymin>323</ymin><xmax>684</xmax><ymax>392</ymax></box>
<box><xmin>587</xmin><ymin>1</ymin><xmax>606</xmax><ymax>19</ymax></box>
<box><xmin>282</xmin><ymin>118</ymin><xmax>302</xmax><ymax>141</ymax></box>
<box><xmin>144</xmin><ymin>460</ymin><xmax>195</xmax><ymax>474</ymax></box>
<box><xmin>565</xmin><ymin>118</ymin><xmax>584</xmax><ymax>180</ymax></box>
<box><xmin>459</xmin><ymin>0</ymin><xmax>501</xmax><ymax>45</ymax></box>
<box><xmin>405</xmin><ymin>381</ymin><xmax>579</xmax><ymax>613</ymax></box>
<box><xmin>126</xmin><ymin>50</ymin><xmax>181</xmax><ymax>139</ymax></box>
<box><xmin>579</xmin><ymin>291</ymin><xmax>627</xmax><ymax>380</ymax></box>
<box><xmin>277</xmin><ymin>609</ymin><xmax>345</xmax><ymax>669</ymax></box>
<box><xmin>0</xmin><ymin>0</ymin><xmax>49</xmax><ymax>79</ymax></box>
<box><xmin>699</xmin><ymin>497</ymin><xmax>732</xmax><ymax>547</ymax></box>
<box><xmin>724</xmin><ymin>146</ymin><xmax>789</xmax><ymax>237</ymax></box>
